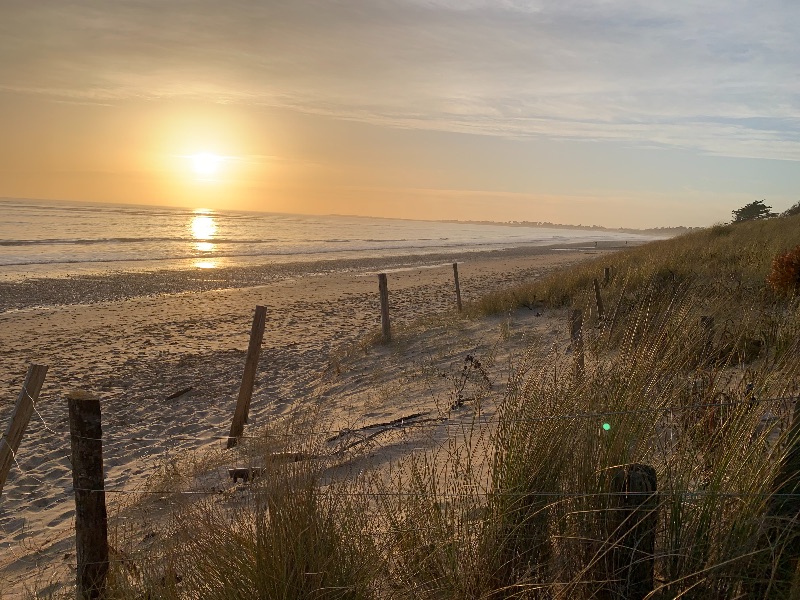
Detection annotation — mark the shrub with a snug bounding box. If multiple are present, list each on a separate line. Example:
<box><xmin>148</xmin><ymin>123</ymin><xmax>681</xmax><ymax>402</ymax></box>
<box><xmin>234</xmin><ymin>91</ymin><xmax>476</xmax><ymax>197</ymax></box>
<box><xmin>710</xmin><ymin>223</ymin><xmax>733</xmax><ymax>236</ymax></box>
<box><xmin>767</xmin><ymin>245</ymin><xmax>800</xmax><ymax>295</ymax></box>
<box><xmin>782</xmin><ymin>201</ymin><xmax>800</xmax><ymax>217</ymax></box>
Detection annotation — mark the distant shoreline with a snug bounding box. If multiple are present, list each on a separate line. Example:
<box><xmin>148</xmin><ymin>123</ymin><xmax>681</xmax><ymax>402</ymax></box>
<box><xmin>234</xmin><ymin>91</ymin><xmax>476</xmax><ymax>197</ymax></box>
<box><xmin>1</xmin><ymin>196</ymin><xmax>693</xmax><ymax>235</ymax></box>
<box><xmin>0</xmin><ymin>197</ymin><xmax>664</xmax><ymax>284</ymax></box>
<box><xmin>326</xmin><ymin>212</ymin><xmax>694</xmax><ymax>236</ymax></box>
<box><xmin>0</xmin><ymin>241</ymin><xmax>643</xmax><ymax>313</ymax></box>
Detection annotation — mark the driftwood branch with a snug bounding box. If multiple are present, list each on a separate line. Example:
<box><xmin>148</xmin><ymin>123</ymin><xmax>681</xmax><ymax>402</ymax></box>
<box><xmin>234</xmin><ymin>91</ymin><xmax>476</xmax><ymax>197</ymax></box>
<box><xmin>165</xmin><ymin>387</ymin><xmax>193</xmax><ymax>400</ymax></box>
<box><xmin>326</xmin><ymin>411</ymin><xmax>429</xmax><ymax>443</ymax></box>
<box><xmin>331</xmin><ymin>414</ymin><xmax>445</xmax><ymax>454</ymax></box>
<box><xmin>227</xmin><ymin>412</ymin><xmax>444</xmax><ymax>482</ymax></box>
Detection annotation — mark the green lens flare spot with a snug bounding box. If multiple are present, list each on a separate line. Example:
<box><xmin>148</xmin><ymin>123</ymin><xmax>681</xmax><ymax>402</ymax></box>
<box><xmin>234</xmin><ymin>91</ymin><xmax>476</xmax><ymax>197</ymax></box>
<box><xmin>602</xmin><ymin>423</ymin><xmax>611</xmax><ymax>431</ymax></box>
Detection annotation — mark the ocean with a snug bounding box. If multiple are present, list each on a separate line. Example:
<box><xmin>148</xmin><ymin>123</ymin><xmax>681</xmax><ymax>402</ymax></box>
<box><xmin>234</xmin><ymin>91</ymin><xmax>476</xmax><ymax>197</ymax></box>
<box><xmin>0</xmin><ymin>198</ymin><xmax>651</xmax><ymax>281</ymax></box>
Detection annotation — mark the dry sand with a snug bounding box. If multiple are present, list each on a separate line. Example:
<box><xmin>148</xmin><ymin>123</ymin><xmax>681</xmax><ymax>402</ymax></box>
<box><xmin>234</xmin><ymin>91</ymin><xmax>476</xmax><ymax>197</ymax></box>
<box><xmin>0</xmin><ymin>245</ymin><xmax>620</xmax><ymax>596</ymax></box>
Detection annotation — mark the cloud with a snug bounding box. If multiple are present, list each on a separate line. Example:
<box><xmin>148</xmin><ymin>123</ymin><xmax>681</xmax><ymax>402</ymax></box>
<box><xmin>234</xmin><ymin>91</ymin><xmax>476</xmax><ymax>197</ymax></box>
<box><xmin>1</xmin><ymin>0</ymin><xmax>799</xmax><ymax>159</ymax></box>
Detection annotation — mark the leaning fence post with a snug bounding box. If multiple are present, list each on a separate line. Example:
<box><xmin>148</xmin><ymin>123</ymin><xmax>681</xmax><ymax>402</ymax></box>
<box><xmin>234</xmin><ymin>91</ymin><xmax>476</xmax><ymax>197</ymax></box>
<box><xmin>569</xmin><ymin>309</ymin><xmax>585</xmax><ymax>380</ymax></box>
<box><xmin>604</xmin><ymin>266</ymin><xmax>612</xmax><ymax>285</ymax></box>
<box><xmin>378</xmin><ymin>273</ymin><xmax>391</xmax><ymax>341</ymax></box>
<box><xmin>593</xmin><ymin>278</ymin><xmax>605</xmax><ymax>320</ymax></box>
<box><xmin>600</xmin><ymin>464</ymin><xmax>658</xmax><ymax>600</ymax></box>
<box><xmin>452</xmin><ymin>263</ymin><xmax>463</xmax><ymax>312</ymax></box>
<box><xmin>67</xmin><ymin>390</ymin><xmax>109</xmax><ymax>600</ymax></box>
<box><xmin>0</xmin><ymin>364</ymin><xmax>48</xmax><ymax>497</ymax></box>
<box><xmin>227</xmin><ymin>305</ymin><xmax>267</xmax><ymax>449</ymax></box>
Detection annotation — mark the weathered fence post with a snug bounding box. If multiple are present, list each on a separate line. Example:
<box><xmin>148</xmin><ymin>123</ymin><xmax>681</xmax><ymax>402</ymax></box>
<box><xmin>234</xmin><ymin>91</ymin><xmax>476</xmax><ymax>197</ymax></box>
<box><xmin>569</xmin><ymin>309</ymin><xmax>585</xmax><ymax>380</ymax></box>
<box><xmin>378</xmin><ymin>273</ymin><xmax>391</xmax><ymax>341</ymax></box>
<box><xmin>0</xmin><ymin>364</ymin><xmax>48</xmax><ymax>496</ymax></box>
<box><xmin>752</xmin><ymin>398</ymin><xmax>800</xmax><ymax>598</ymax></box>
<box><xmin>228</xmin><ymin>305</ymin><xmax>267</xmax><ymax>449</ymax></box>
<box><xmin>600</xmin><ymin>464</ymin><xmax>658</xmax><ymax>600</ymax></box>
<box><xmin>604</xmin><ymin>266</ymin><xmax>612</xmax><ymax>285</ymax></box>
<box><xmin>452</xmin><ymin>263</ymin><xmax>463</xmax><ymax>312</ymax></box>
<box><xmin>67</xmin><ymin>390</ymin><xmax>109</xmax><ymax>600</ymax></box>
<box><xmin>594</xmin><ymin>278</ymin><xmax>605</xmax><ymax>320</ymax></box>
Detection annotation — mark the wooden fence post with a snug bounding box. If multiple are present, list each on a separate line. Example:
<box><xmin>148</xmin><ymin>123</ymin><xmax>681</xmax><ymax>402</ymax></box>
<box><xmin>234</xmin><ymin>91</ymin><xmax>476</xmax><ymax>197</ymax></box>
<box><xmin>600</xmin><ymin>464</ymin><xmax>658</xmax><ymax>600</ymax></box>
<box><xmin>452</xmin><ymin>263</ymin><xmax>463</xmax><ymax>312</ymax></box>
<box><xmin>569</xmin><ymin>309</ymin><xmax>585</xmax><ymax>380</ymax></box>
<box><xmin>378</xmin><ymin>273</ymin><xmax>391</xmax><ymax>341</ymax></box>
<box><xmin>67</xmin><ymin>390</ymin><xmax>109</xmax><ymax>600</ymax></box>
<box><xmin>0</xmin><ymin>364</ymin><xmax>48</xmax><ymax>497</ymax></box>
<box><xmin>604</xmin><ymin>267</ymin><xmax>612</xmax><ymax>285</ymax></box>
<box><xmin>594</xmin><ymin>278</ymin><xmax>605</xmax><ymax>320</ymax></box>
<box><xmin>752</xmin><ymin>398</ymin><xmax>800</xmax><ymax>598</ymax></box>
<box><xmin>227</xmin><ymin>305</ymin><xmax>267</xmax><ymax>449</ymax></box>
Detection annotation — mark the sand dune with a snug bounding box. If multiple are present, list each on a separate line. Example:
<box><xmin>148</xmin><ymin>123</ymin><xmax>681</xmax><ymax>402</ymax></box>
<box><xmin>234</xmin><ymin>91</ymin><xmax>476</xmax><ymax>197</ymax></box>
<box><xmin>0</xmin><ymin>247</ymin><xmax>611</xmax><ymax>596</ymax></box>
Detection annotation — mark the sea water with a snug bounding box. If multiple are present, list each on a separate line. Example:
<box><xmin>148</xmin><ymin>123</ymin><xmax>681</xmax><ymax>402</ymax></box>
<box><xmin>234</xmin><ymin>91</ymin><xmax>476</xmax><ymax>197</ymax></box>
<box><xmin>0</xmin><ymin>197</ymin><xmax>651</xmax><ymax>280</ymax></box>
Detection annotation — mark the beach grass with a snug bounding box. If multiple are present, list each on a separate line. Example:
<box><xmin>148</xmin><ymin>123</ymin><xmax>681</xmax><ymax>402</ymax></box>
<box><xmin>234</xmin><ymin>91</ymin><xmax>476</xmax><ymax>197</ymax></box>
<box><xmin>37</xmin><ymin>214</ymin><xmax>800</xmax><ymax>599</ymax></box>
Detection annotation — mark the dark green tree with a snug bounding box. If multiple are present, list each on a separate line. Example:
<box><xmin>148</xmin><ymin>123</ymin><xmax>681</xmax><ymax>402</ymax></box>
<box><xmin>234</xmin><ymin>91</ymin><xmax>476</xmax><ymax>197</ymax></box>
<box><xmin>782</xmin><ymin>201</ymin><xmax>800</xmax><ymax>217</ymax></box>
<box><xmin>732</xmin><ymin>200</ymin><xmax>777</xmax><ymax>222</ymax></box>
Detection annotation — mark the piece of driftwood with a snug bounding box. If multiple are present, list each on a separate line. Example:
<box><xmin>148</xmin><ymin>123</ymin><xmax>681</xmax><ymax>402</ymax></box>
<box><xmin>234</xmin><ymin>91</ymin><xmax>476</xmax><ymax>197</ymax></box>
<box><xmin>227</xmin><ymin>413</ymin><xmax>447</xmax><ymax>486</ymax></box>
<box><xmin>165</xmin><ymin>386</ymin><xmax>193</xmax><ymax>400</ymax></box>
<box><xmin>228</xmin><ymin>452</ymin><xmax>324</xmax><ymax>482</ymax></box>
<box><xmin>229</xmin><ymin>467</ymin><xmax>264</xmax><ymax>483</ymax></box>
<box><xmin>333</xmin><ymin>415</ymin><xmax>445</xmax><ymax>454</ymax></box>
<box><xmin>326</xmin><ymin>412</ymin><xmax>429</xmax><ymax>443</ymax></box>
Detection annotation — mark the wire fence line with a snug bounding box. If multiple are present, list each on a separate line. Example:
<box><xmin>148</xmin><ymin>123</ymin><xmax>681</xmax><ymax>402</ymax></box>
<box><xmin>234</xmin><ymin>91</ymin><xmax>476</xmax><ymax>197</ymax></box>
<box><xmin>62</xmin><ymin>488</ymin><xmax>800</xmax><ymax>500</ymax></box>
<box><xmin>19</xmin><ymin>392</ymin><xmax>800</xmax><ymax>441</ymax></box>
<box><xmin>2</xmin><ymin>372</ymin><xmax>799</xmax><ymax>595</ymax></box>
<box><xmin>4</xmin><ymin>391</ymin><xmax>797</xmax><ymax>490</ymax></box>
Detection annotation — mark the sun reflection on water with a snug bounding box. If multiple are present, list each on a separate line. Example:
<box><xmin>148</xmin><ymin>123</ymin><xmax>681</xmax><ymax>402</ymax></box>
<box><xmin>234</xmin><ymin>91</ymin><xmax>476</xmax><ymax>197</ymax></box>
<box><xmin>191</xmin><ymin>213</ymin><xmax>217</xmax><ymax>240</ymax></box>
<box><xmin>190</xmin><ymin>210</ymin><xmax>219</xmax><ymax>269</ymax></box>
<box><xmin>194</xmin><ymin>259</ymin><xmax>219</xmax><ymax>269</ymax></box>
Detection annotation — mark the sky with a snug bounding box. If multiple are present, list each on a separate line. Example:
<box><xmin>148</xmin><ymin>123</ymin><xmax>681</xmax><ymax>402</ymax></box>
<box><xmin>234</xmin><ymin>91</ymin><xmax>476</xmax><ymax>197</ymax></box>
<box><xmin>1</xmin><ymin>1</ymin><xmax>799</xmax><ymax>228</ymax></box>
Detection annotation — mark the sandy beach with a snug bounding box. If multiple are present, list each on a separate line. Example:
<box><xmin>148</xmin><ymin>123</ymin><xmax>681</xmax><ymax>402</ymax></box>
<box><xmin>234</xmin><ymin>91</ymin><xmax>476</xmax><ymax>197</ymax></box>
<box><xmin>0</xmin><ymin>244</ymin><xmax>621</xmax><ymax>595</ymax></box>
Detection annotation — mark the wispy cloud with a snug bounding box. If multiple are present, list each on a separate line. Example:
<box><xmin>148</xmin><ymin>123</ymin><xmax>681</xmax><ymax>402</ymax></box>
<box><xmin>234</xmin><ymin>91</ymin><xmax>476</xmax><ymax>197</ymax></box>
<box><xmin>2</xmin><ymin>1</ymin><xmax>798</xmax><ymax>159</ymax></box>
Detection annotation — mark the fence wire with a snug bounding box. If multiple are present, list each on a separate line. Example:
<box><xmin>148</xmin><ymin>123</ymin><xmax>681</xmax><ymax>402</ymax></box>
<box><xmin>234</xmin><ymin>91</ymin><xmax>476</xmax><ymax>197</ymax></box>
<box><xmin>2</xmin><ymin>383</ymin><xmax>799</xmax><ymax>595</ymax></box>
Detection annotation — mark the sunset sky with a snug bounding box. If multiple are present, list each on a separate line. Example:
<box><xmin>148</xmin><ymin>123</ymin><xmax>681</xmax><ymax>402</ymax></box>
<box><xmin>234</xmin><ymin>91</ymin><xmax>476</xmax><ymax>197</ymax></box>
<box><xmin>1</xmin><ymin>1</ymin><xmax>799</xmax><ymax>228</ymax></box>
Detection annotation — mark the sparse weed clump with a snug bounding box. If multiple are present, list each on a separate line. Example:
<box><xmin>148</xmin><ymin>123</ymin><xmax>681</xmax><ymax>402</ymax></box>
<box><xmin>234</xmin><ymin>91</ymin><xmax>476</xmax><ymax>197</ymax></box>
<box><xmin>767</xmin><ymin>244</ymin><xmax>800</xmax><ymax>296</ymax></box>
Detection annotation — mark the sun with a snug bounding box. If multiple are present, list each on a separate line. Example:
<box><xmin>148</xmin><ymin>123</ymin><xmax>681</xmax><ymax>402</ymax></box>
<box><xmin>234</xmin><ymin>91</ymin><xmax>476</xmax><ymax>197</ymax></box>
<box><xmin>190</xmin><ymin>152</ymin><xmax>223</xmax><ymax>177</ymax></box>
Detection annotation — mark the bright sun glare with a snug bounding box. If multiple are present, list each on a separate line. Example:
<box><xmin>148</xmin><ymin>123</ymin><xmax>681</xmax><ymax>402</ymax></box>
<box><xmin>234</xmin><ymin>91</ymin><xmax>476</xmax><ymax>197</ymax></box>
<box><xmin>191</xmin><ymin>213</ymin><xmax>217</xmax><ymax>240</ymax></box>
<box><xmin>190</xmin><ymin>152</ymin><xmax>223</xmax><ymax>177</ymax></box>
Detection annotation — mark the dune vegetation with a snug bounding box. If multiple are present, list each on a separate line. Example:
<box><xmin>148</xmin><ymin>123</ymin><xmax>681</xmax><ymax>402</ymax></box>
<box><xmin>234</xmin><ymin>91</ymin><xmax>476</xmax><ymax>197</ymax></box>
<box><xmin>45</xmin><ymin>214</ymin><xmax>800</xmax><ymax>599</ymax></box>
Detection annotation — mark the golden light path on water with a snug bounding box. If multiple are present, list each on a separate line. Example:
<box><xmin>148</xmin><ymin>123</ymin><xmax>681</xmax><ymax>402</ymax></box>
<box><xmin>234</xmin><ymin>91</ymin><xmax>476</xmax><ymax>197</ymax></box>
<box><xmin>190</xmin><ymin>209</ymin><xmax>219</xmax><ymax>269</ymax></box>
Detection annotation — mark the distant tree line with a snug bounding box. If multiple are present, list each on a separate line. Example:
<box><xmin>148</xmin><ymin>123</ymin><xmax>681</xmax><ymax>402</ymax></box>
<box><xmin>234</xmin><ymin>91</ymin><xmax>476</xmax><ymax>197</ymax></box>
<box><xmin>439</xmin><ymin>219</ymin><xmax>697</xmax><ymax>235</ymax></box>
